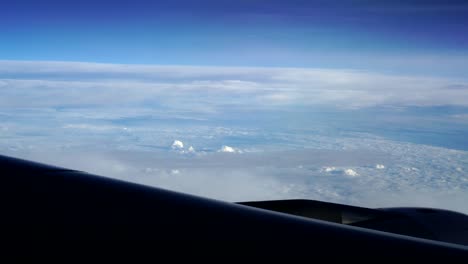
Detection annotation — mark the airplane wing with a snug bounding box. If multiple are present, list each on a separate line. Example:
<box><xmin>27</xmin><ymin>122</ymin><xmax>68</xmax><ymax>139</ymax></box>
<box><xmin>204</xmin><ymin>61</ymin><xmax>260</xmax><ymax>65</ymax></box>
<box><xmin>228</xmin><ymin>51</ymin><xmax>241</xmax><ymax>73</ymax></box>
<box><xmin>1</xmin><ymin>154</ymin><xmax>467</xmax><ymax>259</ymax></box>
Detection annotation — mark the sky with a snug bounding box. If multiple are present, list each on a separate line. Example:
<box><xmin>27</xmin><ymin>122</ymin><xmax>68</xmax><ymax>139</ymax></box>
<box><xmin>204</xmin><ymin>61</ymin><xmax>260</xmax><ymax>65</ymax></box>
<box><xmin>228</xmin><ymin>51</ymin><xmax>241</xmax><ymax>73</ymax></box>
<box><xmin>1</xmin><ymin>0</ymin><xmax>468</xmax><ymax>76</ymax></box>
<box><xmin>1</xmin><ymin>1</ymin><xmax>468</xmax><ymax>213</ymax></box>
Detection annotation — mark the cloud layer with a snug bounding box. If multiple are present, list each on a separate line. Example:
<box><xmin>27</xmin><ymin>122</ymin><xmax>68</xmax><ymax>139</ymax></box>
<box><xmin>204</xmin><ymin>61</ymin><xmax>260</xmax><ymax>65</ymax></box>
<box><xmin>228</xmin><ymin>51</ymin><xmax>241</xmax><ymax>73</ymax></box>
<box><xmin>1</xmin><ymin>60</ymin><xmax>468</xmax><ymax>112</ymax></box>
<box><xmin>1</xmin><ymin>60</ymin><xmax>468</xmax><ymax>214</ymax></box>
<box><xmin>3</xmin><ymin>133</ymin><xmax>467</xmax><ymax>213</ymax></box>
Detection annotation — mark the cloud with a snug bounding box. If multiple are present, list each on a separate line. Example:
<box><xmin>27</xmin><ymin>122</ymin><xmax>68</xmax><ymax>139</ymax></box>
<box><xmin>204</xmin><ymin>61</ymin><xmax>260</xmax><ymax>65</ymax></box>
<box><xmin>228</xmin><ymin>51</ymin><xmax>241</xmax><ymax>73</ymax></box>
<box><xmin>2</xmin><ymin>60</ymin><xmax>468</xmax><ymax>214</ymax></box>
<box><xmin>1</xmin><ymin>60</ymin><xmax>468</xmax><ymax>111</ymax></box>
<box><xmin>376</xmin><ymin>164</ymin><xmax>385</xmax><ymax>169</ymax></box>
<box><xmin>322</xmin><ymin>167</ymin><xmax>359</xmax><ymax>177</ymax></box>
<box><xmin>63</xmin><ymin>123</ymin><xmax>125</xmax><ymax>131</ymax></box>
<box><xmin>5</xmin><ymin>140</ymin><xmax>468</xmax><ymax>213</ymax></box>
<box><xmin>219</xmin><ymin>145</ymin><xmax>238</xmax><ymax>153</ymax></box>
<box><xmin>170</xmin><ymin>140</ymin><xmax>199</xmax><ymax>155</ymax></box>
<box><xmin>171</xmin><ymin>140</ymin><xmax>184</xmax><ymax>150</ymax></box>
<box><xmin>344</xmin><ymin>169</ymin><xmax>359</xmax><ymax>177</ymax></box>
<box><xmin>322</xmin><ymin>166</ymin><xmax>337</xmax><ymax>173</ymax></box>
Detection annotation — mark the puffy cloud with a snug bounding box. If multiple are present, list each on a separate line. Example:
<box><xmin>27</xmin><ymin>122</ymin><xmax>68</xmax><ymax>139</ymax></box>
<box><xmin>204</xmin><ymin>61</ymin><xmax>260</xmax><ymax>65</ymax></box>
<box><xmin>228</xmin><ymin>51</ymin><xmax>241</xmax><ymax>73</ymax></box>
<box><xmin>220</xmin><ymin>146</ymin><xmax>235</xmax><ymax>153</ymax></box>
<box><xmin>376</xmin><ymin>164</ymin><xmax>385</xmax><ymax>169</ymax></box>
<box><xmin>218</xmin><ymin>145</ymin><xmax>242</xmax><ymax>153</ymax></box>
<box><xmin>344</xmin><ymin>169</ymin><xmax>359</xmax><ymax>177</ymax></box>
<box><xmin>171</xmin><ymin>140</ymin><xmax>184</xmax><ymax>150</ymax></box>
<box><xmin>170</xmin><ymin>141</ymin><xmax>199</xmax><ymax>155</ymax></box>
<box><xmin>322</xmin><ymin>166</ymin><xmax>337</xmax><ymax>173</ymax></box>
<box><xmin>322</xmin><ymin>167</ymin><xmax>359</xmax><ymax>177</ymax></box>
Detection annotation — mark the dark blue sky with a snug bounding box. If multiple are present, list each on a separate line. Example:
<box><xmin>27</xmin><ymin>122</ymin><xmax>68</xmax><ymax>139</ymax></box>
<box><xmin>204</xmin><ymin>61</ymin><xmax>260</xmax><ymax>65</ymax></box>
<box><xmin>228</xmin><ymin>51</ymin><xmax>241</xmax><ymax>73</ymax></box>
<box><xmin>1</xmin><ymin>0</ymin><xmax>468</xmax><ymax>75</ymax></box>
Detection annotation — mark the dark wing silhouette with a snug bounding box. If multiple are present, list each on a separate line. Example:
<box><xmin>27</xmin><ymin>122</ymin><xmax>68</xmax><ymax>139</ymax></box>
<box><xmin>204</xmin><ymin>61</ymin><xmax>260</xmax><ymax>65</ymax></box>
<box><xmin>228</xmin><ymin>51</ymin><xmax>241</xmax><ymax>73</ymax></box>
<box><xmin>1</xmin><ymin>154</ymin><xmax>467</xmax><ymax>259</ymax></box>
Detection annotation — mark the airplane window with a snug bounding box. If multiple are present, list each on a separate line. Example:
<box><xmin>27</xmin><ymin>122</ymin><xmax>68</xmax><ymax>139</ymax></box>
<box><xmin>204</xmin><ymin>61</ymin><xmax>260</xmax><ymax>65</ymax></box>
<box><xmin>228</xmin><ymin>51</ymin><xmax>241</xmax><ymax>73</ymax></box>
<box><xmin>1</xmin><ymin>0</ymin><xmax>467</xmax><ymax>214</ymax></box>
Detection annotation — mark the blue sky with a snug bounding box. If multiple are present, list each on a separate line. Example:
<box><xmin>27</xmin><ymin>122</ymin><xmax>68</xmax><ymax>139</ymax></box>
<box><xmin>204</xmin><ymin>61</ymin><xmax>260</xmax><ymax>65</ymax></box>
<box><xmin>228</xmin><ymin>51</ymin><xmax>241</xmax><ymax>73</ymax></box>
<box><xmin>1</xmin><ymin>0</ymin><xmax>468</xmax><ymax>76</ymax></box>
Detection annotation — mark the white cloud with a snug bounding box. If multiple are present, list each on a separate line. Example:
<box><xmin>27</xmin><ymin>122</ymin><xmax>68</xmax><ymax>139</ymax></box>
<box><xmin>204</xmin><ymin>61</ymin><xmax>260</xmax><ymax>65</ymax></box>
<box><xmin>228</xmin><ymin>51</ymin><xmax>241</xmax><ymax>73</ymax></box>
<box><xmin>220</xmin><ymin>146</ymin><xmax>235</xmax><ymax>153</ymax></box>
<box><xmin>321</xmin><ymin>167</ymin><xmax>359</xmax><ymax>177</ymax></box>
<box><xmin>1</xmin><ymin>60</ymin><xmax>468</xmax><ymax>110</ymax></box>
<box><xmin>171</xmin><ymin>140</ymin><xmax>184</xmax><ymax>150</ymax></box>
<box><xmin>2</xmin><ymin>60</ymin><xmax>468</xmax><ymax>214</ymax></box>
<box><xmin>218</xmin><ymin>145</ymin><xmax>242</xmax><ymax>153</ymax></box>
<box><xmin>376</xmin><ymin>164</ymin><xmax>385</xmax><ymax>169</ymax></box>
<box><xmin>344</xmin><ymin>169</ymin><xmax>359</xmax><ymax>177</ymax></box>
<box><xmin>322</xmin><ymin>166</ymin><xmax>337</xmax><ymax>173</ymax></box>
<box><xmin>3</xmin><ymin>132</ymin><xmax>468</xmax><ymax>213</ymax></box>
